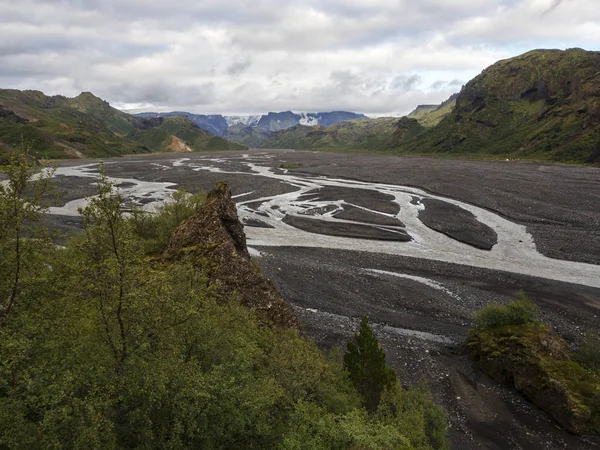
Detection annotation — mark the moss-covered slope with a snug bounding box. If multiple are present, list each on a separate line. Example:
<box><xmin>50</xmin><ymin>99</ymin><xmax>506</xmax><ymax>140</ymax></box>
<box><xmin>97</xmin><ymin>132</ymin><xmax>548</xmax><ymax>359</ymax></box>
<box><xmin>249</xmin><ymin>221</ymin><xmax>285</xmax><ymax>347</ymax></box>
<box><xmin>404</xmin><ymin>48</ymin><xmax>600</xmax><ymax>163</ymax></box>
<box><xmin>468</xmin><ymin>323</ymin><xmax>600</xmax><ymax>434</ymax></box>
<box><xmin>260</xmin><ymin>117</ymin><xmax>425</xmax><ymax>150</ymax></box>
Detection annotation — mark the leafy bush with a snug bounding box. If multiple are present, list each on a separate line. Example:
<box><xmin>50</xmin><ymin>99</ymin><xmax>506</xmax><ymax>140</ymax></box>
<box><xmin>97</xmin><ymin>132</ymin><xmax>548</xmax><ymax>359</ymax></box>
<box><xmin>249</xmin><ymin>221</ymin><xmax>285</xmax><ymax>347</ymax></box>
<box><xmin>577</xmin><ymin>332</ymin><xmax>600</xmax><ymax>371</ymax></box>
<box><xmin>0</xmin><ymin>157</ymin><xmax>450</xmax><ymax>448</ymax></box>
<box><xmin>129</xmin><ymin>189</ymin><xmax>206</xmax><ymax>254</ymax></box>
<box><xmin>473</xmin><ymin>291</ymin><xmax>538</xmax><ymax>329</ymax></box>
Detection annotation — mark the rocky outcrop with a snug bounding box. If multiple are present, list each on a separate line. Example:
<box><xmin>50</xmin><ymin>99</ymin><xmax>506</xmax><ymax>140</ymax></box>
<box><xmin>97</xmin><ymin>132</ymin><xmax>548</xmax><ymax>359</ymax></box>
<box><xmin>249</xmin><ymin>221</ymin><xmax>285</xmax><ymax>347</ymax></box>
<box><xmin>468</xmin><ymin>324</ymin><xmax>595</xmax><ymax>434</ymax></box>
<box><xmin>164</xmin><ymin>182</ymin><xmax>299</xmax><ymax>329</ymax></box>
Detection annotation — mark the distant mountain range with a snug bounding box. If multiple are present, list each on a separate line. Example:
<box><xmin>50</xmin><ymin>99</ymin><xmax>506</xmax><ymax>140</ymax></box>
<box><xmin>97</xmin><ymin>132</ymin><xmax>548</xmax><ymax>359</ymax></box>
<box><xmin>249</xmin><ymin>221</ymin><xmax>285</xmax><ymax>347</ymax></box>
<box><xmin>134</xmin><ymin>110</ymin><xmax>368</xmax><ymax>144</ymax></box>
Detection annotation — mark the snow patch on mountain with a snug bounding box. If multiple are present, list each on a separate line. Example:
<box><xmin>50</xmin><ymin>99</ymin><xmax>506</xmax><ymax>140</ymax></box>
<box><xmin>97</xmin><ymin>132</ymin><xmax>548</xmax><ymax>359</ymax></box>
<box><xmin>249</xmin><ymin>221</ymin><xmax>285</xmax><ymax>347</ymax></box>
<box><xmin>225</xmin><ymin>115</ymin><xmax>262</xmax><ymax>127</ymax></box>
<box><xmin>298</xmin><ymin>113</ymin><xmax>320</xmax><ymax>126</ymax></box>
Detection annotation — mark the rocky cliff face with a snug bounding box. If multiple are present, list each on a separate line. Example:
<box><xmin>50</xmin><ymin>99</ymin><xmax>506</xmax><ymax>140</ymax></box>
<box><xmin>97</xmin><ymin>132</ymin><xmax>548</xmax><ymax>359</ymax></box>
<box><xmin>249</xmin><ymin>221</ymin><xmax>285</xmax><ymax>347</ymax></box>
<box><xmin>164</xmin><ymin>182</ymin><xmax>298</xmax><ymax>329</ymax></box>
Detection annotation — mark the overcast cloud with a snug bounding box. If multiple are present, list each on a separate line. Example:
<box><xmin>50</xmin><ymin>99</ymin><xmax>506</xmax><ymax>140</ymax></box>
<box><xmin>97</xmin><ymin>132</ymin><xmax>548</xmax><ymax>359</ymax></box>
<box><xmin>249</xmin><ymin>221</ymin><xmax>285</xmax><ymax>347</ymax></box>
<box><xmin>0</xmin><ymin>0</ymin><xmax>598</xmax><ymax>115</ymax></box>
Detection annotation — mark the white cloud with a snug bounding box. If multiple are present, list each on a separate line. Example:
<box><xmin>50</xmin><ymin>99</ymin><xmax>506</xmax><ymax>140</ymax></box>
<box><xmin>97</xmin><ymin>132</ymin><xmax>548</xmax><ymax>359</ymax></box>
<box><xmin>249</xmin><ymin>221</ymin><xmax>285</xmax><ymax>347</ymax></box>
<box><xmin>0</xmin><ymin>0</ymin><xmax>597</xmax><ymax>115</ymax></box>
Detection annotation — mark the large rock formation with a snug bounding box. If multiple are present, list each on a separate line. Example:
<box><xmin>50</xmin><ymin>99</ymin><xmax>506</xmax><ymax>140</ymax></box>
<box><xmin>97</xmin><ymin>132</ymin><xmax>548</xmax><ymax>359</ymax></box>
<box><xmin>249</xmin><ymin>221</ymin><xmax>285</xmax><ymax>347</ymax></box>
<box><xmin>164</xmin><ymin>182</ymin><xmax>298</xmax><ymax>329</ymax></box>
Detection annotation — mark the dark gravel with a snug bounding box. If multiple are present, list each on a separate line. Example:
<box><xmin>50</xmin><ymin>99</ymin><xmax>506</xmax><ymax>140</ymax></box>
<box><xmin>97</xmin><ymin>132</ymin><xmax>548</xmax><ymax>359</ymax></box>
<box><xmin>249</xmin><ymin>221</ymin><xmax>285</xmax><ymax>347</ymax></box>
<box><xmin>419</xmin><ymin>198</ymin><xmax>498</xmax><ymax>250</ymax></box>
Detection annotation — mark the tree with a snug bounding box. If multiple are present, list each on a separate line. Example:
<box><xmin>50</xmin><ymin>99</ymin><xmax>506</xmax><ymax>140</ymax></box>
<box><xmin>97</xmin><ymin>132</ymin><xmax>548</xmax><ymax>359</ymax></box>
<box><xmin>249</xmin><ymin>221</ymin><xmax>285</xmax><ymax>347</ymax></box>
<box><xmin>0</xmin><ymin>142</ymin><xmax>54</xmax><ymax>324</ymax></box>
<box><xmin>344</xmin><ymin>315</ymin><xmax>397</xmax><ymax>413</ymax></box>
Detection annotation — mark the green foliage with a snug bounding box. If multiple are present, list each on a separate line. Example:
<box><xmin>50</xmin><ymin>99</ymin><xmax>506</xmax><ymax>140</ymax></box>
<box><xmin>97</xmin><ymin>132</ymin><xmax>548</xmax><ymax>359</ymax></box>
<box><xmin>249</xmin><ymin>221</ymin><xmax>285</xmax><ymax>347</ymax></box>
<box><xmin>0</xmin><ymin>169</ymin><xmax>450</xmax><ymax>448</ymax></box>
<box><xmin>130</xmin><ymin>189</ymin><xmax>206</xmax><ymax>254</ymax></box>
<box><xmin>344</xmin><ymin>315</ymin><xmax>398</xmax><ymax>413</ymax></box>
<box><xmin>399</xmin><ymin>49</ymin><xmax>600</xmax><ymax>163</ymax></box>
<box><xmin>407</xmin><ymin>96</ymin><xmax>456</xmax><ymax>128</ymax></box>
<box><xmin>377</xmin><ymin>383</ymin><xmax>450</xmax><ymax>450</ymax></box>
<box><xmin>468</xmin><ymin>302</ymin><xmax>600</xmax><ymax>435</ymax></box>
<box><xmin>472</xmin><ymin>291</ymin><xmax>538</xmax><ymax>329</ymax></box>
<box><xmin>576</xmin><ymin>332</ymin><xmax>600</xmax><ymax>372</ymax></box>
<box><xmin>0</xmin><ymin>141</ymin><xmax>54</xmax><ymax>323</ymax></box>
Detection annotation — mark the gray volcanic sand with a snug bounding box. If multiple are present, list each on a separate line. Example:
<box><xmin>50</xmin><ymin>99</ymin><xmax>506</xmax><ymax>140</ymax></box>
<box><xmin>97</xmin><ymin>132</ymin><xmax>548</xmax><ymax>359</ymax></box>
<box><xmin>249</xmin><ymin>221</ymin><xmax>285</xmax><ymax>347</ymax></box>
<box><xmin>257</xmin><ymin>246</ymin><xmax>600</xmax><ymax>450</ymax></box>
<box><xmin>282</xmin><ymin>215</ymin><xmax>411</xmax><ymax>241</ymax></box>
<box><xmin>313</xmin><ymin>186</ymin><xmax>400</xmax><ymax>215</ymax></box>
<box><xmin>333</xmin><ymin>205</ymin><xmax>404</xmax><ymax>226</ymax></box>
<box><xmin>44</xmin><ymin>150</ymin><xmax>600</xmax><ymax>449</ymax></box>
<box><xmin>419</xmin><ymin>198</ymin><xmax>498</xmax><ymax>250</ymax></box>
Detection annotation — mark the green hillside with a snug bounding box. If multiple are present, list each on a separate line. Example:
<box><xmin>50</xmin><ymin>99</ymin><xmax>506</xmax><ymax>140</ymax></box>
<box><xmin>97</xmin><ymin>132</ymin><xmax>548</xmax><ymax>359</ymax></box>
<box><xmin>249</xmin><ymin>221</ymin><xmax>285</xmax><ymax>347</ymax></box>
<box><xmin>223</xmin><ymin>123</ymin><xmax>270</xmax><ymax>147</ymax></box>
<box><xmin>407</xmin><ymin>95</ymin><xmax>457</xmax><ymax>128</ymax></box>
<box><xmin>261</xmin><ymin>117</ymin><xmax>424</xmax><ymax>150</ymax></box>
<box><xmin>0</xmin><ymin>90</ymin><xmax>244</xmax><ymax>160</ymax></box>
<box><xmin>401</xmin><ymin>49</ymin><xmax>600</xmax><ymax>163</ymax></box>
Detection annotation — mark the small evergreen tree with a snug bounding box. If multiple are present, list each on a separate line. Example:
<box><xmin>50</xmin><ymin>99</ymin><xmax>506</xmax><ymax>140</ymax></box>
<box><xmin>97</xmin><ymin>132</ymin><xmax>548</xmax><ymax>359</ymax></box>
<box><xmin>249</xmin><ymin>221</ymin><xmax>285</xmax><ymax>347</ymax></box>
<box><xmin>344</xmin><ymin>315</ymin><xmax>397</xmax><ymax>413</ymax></box>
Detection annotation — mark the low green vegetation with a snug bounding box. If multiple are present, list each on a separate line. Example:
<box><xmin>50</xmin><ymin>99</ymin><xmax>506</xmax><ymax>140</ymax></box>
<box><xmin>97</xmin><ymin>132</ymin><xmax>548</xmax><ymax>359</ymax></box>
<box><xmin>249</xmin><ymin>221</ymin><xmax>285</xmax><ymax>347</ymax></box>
<box><xmin>468</xmin><ymin>294</ymin><xmax>600</xmax><ymax>434</ymax></box>
<box><xmin>0</xmin><ymin>149</ymin><xmax>449</xmax><ymax>449</ymax></box>
<box><xmin>472</xmin><ymin>291</ymin><xmax>539</xmax><ymax>328</ymax></box>
<box><xmin>279</xmin><ymin>163</ymin><xmax>303</xmax><ymax>169</ymax></box>
<box><xmin>577</xmin><ymin>333</ymin><xmax>600</xmax><ymax>372</ymax></box>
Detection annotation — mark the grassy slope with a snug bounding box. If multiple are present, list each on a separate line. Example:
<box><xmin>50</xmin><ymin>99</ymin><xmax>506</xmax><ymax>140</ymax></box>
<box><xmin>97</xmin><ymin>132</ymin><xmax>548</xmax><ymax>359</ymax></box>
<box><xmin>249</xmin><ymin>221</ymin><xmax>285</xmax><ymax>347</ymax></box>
<box><xmin>401</xmin><ymin>49</ymin><xmax>600</xmax><ymax>163</ymax></box>
<box><xmin>0</xmin><ymin>90</ymin><xmax>244</xmax><ymax>159</ymax></box>
<box><xmin>260</xmin><ymin>117</ymin><xmax>425</xmax><ymax>150</ymax></box>
<box><xmin>409</xmin><ymin>95</ymin><xmax>457</xmax><ymax>128</ymax></box>
<box><xmin>223</xmin><ymin>123</ymin><xmax>270</xmax><ymax>147</ymax></box>
<box><xmin>468</xmin><ymin>323</ymin><xmax>600</xmax><ymax>434</ymax></box>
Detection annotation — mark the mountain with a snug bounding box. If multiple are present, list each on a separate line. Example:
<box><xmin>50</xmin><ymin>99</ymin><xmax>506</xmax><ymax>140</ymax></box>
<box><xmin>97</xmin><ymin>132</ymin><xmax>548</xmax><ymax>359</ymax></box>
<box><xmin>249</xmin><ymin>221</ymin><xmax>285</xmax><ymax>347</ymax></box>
<box><xmin>407</xmin><ymin>94</ymin><xmax>457</xmax><ymax>127</ymax></box>
<box><xmin>136</xmin><ymin>112</ymin><xmax>230</xmax><ymax>137</ymax></box>
<box><xmin>223</xmin><ymin>123</ymin><xmax>270</xmax><ymax>147</ymax></box>
<box><xmin>0</xmin><ymin>90</ymin><xmax>245</xmax><ymax>160</ymax></box>
<box><xmin>403</xmin><ymin>48</ymin><xmax>600</xmax><ymax>163</ymax></box>
<box><xmin>259</xmin><ymin>117</ymin><xmax>425</xmax><ymax>150</ymax></box>
<box><xmin>133</xmin><ymin>110</ymin><xmax>368</xmax><ymax>143</ymax></box>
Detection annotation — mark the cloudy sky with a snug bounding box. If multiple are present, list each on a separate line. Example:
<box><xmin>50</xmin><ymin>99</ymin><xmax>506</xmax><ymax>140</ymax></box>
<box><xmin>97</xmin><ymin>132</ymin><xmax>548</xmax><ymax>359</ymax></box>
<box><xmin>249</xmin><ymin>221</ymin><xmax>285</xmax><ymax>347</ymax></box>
<box><xmin>0</xmin><ymin>0</ymin><xmax>598</xmax><ymax>115</ymax></box>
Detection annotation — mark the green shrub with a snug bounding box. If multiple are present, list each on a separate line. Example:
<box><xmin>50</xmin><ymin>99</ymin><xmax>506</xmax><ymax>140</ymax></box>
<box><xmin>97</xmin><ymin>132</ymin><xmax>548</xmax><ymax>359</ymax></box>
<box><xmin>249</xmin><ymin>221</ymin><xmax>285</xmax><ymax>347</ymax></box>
<box><xmin>129</xmin><ymin>189</ymin><xmax>206</xmax><ymax>254</ymax></box>
<box><xmin>577</xmin><ymin>332</ymin><xmax>600</xmax><ymax>371</ymax></box>
<box><xmin>473</xmin><ymin>291</ymin><xmax>538</xmax><ymax>329</ymax></box>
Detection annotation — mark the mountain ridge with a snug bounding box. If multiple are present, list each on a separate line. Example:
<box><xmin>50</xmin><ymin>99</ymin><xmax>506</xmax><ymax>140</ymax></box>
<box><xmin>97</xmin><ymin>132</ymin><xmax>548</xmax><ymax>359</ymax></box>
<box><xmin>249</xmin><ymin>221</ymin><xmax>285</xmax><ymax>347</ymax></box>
<box><xmin>0</xmin><ymin>89</ymin><xmax>245</xmax><ymax>160</ymax></box>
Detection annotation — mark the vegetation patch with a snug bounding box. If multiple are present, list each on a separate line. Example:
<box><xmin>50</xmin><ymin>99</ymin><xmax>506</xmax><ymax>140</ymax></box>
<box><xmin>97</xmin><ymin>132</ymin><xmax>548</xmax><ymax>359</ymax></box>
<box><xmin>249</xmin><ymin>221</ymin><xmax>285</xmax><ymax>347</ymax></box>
<box><xmin>468</xmin><ymin>294</ymin><xmax>600</xmax><ymax>434</ymax></box>
<box><xmin>0</xmin><ymin>147</ymin><xmax>450</xmax><ymax>449</ymax></box>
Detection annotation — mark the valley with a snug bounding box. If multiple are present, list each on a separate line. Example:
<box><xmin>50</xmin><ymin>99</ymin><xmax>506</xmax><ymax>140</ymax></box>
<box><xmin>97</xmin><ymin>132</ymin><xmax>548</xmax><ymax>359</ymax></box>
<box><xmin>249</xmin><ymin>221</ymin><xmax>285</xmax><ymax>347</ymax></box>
<box><xmin>42</xmin><ymin>149</ymin><xmax>600</xmax><ymax>449</ymax></box>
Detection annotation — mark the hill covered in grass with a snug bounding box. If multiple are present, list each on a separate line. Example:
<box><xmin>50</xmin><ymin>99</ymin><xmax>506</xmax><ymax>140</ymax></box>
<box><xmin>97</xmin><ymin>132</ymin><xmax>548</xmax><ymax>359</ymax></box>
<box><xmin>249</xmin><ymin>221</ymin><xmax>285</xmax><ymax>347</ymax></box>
<box><xmin>401</xmin><ymin>48</ymin><xmax>600</xmax><ymax>163</ymax></box>
<box><xmin>407</xmin><ymin>94</ymin><xmax>457</xmax><ymax>127</ymax></box>
<box><xmin>260</xmin><ymin>117</ymin><xmax>425</xmax><ymax>151</ymax></box>
<box><xmin>0</xmin><ymin>90</ymin><xmax>245</xmax><ymax>161</ymax></box>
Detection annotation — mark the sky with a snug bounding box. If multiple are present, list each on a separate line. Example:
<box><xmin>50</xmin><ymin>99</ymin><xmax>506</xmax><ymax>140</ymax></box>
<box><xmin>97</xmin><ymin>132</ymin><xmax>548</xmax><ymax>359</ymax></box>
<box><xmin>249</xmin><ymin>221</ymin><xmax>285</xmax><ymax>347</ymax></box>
<box><xmin>0</xmin><ymin>0</ymin><xmax>598</xmax><ymax>116</ymax></box>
